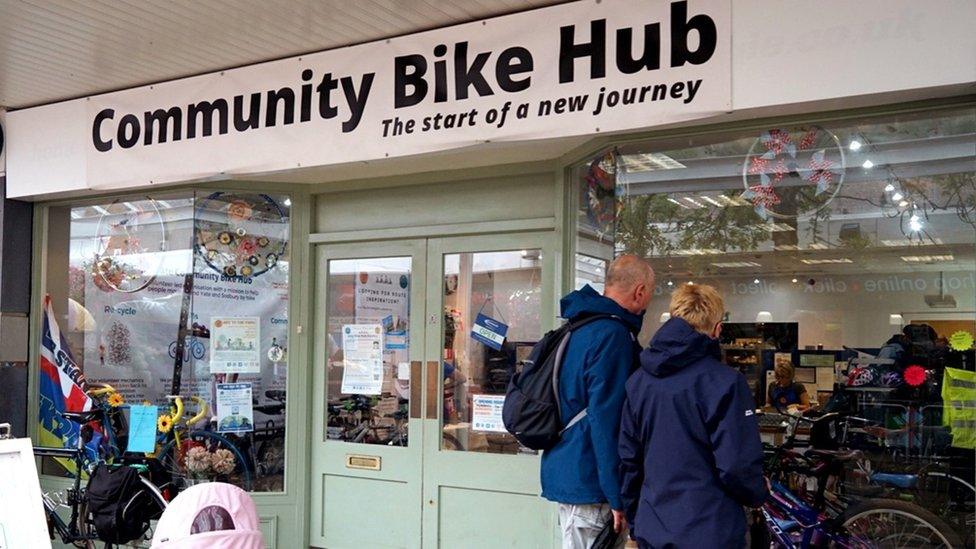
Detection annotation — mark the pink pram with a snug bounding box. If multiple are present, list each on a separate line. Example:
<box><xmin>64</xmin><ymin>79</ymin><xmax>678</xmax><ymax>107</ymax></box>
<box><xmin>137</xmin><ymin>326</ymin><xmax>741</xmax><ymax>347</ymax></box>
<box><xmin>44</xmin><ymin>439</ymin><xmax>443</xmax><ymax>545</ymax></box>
<box><xmin>150</xmin><ymin>482</ymin><xmax>264</xmax><ymax>548</ymax></box>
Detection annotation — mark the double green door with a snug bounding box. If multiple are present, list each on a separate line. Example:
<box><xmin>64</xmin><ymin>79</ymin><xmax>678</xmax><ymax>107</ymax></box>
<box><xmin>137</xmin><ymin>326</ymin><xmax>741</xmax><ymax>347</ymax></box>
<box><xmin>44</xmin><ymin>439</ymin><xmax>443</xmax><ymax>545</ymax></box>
<box><xmin>310</xmin><ymin>233</ymin><xmax>559</xmax><ymax>548</ymax></box>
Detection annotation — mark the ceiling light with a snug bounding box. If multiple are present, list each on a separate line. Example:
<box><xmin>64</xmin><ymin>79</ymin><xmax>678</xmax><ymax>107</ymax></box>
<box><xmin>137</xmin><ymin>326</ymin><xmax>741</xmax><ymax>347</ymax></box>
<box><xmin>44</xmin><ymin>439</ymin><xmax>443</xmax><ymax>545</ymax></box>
<box><xmin>520</xmin><ymin>250</ymin><xmax>528</xmax><ymax>257</ymax></box>
<box><xmin>791</xmin><ymin>278</ymin><xmax>799</xmax><ymax>283</ymax></box>
<box><xmin>283</xmin><ymin>198</ymin><xmax>292</xmax><ymax>207</ymax></box>
<box><xmin>667</xmin><ymin>280</ymin><xmax>674</xmax><ymax>287</ymax></box>
<box><xmin>711</xmin><ymin>261</ymin><xmax>761</xmax><ymax>268</ymax></box>
<box><xmin>909</xmin><ymin>214</ymin><xmax>923</xmax><ymax>232</ymax></box>
<box><xmin>901</xmin><ymin>255</ymin><xmax>954</xmax><ymax>263</ymax></box>
<box><xmin>700</xmin><ymin>196</ymin><xmax>724</xmax><ymax>207</ymax></box>
<box><xmin>862</xmin><ymin>159</ymin><xmax>874</xmax><ymax>169</ymax></box>
<box><xmin>899</xmin><ymin>200</ymin><xmax>909</xmax><ymax>207</ymax></box>
<box><xmin>892</xmin><ymin>192</ymin><xmax>904</xmax><ymax>202</ymax></box>
<box><xmin>756</xmin><ymin>311</ymin><xmax>773</xmax><ymax>323</ymax></box>
<box><xmin>687</xmin><ymin>281</ymin><xmax>694</xmax><ymax>285</ymax></box>
<box><xmin>882</xmin><ymin>238</ymin><xmax>943</xmax><ymax>247</ymax></box>
<box><xmin>808</xmin><ymin>243</ymin><xmax>829</xmax><ymax>250</ymax></box>
<box><xmin>849</xmin><ymin>140</ymin><xmax>862</xmax><ymax>152</ymax></box>
<box><xmin>889</xmin><ymin>314</ymin><xmax>904</xmax><ymax>326</ymax></box>
<box><xmin>619</xmin><ymin>152</ymin><xmax>686</xmax><ymax>172</ymax></box>
<box><xmin>884</xmin><ymin>183</ymin><xmax>895</xmax><ymax>192</ymax></box>
<box><xmin>753</xmin><ymin>278</ymin><xmax>761</xmax><ymax>284</ymax></box>
<box><xmin>801</xmin><ymin>258</ymin><xmax>854</xmax><ymax>265</ymax></box>
<box><xmin>683</xmin><ymin>197</ymin><xmax>706</xmax><ymax>208</ymax></box>
<box><xmin>667</xmin><ymin>197</ymin><xmax>690</xmax><ymax>209</ymax></box>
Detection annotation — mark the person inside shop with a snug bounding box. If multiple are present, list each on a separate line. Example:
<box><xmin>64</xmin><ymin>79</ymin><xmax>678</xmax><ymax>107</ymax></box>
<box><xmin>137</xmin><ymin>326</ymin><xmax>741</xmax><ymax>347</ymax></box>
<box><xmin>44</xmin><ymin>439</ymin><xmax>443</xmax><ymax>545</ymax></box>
<box><xmin>765</xmin><ymin>362</ymin><xmax>810</xmax><ymax>412</ymax></box>
<box><xmin>619</xmin><ymin>283</ymin><xmax>766</xmax><ymax>548</ymax></box>
<box><xmin>540</xmin><ymin>255</ymin><xmax>654</xmax><ymax>549</ymax></box>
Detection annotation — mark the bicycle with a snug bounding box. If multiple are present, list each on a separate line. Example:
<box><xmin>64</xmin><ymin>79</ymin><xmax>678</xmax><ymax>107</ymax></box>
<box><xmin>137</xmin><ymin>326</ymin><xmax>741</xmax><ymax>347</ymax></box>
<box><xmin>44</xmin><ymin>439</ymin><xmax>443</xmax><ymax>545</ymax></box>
<box><xmin>753</xmin><ymin>411</ymin><xmax>963</xmax><ymax>548</ymax></box>
<box><xmin>154</xmin><ymin>393</ymin><xmax>253</xmax><ymax>492</ymax></box>
<box><xmin>14</xmin><ymin>405</ymin><xmax>168</xmax><ymax>548</ymax></box>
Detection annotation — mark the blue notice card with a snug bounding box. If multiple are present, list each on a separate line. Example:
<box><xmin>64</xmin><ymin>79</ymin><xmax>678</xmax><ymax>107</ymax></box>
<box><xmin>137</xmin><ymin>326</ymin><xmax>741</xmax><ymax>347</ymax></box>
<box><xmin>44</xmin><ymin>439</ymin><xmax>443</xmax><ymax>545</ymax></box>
<box><xmin>471</xmin><ymin>313</ymin><xmax>509</xmax><ymax>351</ymax></box>
<box><xmin>127</xmin><ymin>405</ymin><xmax>158</xmax><ymax>453</ymax></box>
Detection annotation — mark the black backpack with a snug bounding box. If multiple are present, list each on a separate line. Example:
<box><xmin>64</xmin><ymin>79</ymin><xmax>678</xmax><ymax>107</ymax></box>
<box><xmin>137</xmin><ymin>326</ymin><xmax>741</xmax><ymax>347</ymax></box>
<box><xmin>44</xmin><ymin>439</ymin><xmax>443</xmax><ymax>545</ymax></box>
<box><xmin>502</xmin><ymin>313</ymin><xmax>632</xmax><ymax>450</ymax></box>
<box><xmin>87</xmin><ymin>463</ymin><xmax>158</xmax><ymax>544</ymax></box>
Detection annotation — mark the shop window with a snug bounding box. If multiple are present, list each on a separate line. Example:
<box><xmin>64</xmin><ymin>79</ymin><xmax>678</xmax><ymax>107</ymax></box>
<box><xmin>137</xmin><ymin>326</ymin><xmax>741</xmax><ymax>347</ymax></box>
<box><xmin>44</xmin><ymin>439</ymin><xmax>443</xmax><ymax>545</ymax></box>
<box><xmin>574</xmin><ymin>107</ymin><xmax>976</xmax><ymax>534</ymax></box>
<box><xmin>40</xmin><ymin>191</ymin><xmax>292</xmax><ymax>492</ymax></box>
<box><xmin>442</xmin><ymin>250</ymin><xmax>542</xmax><ymax>454</ymax></box>
<box><xmin>324</xmin><ymin>257</ymin><xmax>412</xmax><ymax>446</ymax></box>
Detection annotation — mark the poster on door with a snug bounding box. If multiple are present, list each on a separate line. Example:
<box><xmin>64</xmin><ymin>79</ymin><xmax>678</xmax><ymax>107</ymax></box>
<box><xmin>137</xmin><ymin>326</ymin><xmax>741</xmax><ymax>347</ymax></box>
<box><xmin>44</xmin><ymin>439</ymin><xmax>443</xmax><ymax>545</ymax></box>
<box><xmin>471</xmin><ymin>394</ymin><xmax>507</xmax><ymax>432</ymax></box>
<box><xmin>341</xmin><ymin>324</ymin><xmax>385</xmax><ymax>395</ymax></box>
<box><xmin>355</xmin><ymin>271</ymin><xmax>409</xmax><ymax>346</ymax></box>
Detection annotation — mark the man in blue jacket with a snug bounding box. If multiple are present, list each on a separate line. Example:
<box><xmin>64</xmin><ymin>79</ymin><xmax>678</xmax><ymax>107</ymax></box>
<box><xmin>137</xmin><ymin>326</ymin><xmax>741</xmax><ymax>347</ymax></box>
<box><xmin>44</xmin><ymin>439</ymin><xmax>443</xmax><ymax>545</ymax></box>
<box><xmin>541</xmin><ymin>255</ymin><xmax>654</xmax><ymax>548</ymax></box>
<box><xmin>619</xmin><ymin>283</ymin><xmax>767</xmax><ymax>548</ymax></box>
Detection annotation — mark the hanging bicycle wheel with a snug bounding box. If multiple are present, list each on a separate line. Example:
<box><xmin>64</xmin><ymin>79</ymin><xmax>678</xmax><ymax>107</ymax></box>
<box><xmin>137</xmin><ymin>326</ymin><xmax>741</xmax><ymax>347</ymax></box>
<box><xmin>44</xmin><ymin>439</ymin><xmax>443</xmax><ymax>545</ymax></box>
<box><xmin>158</xmin><ymin>430</ymin><xmax>253</xmax><ymax>492</ymax></box>
<box><xmin>194</xmin><ymin>192</ymin><xmax>289</xmax><ymax>279</ymax></box>
<box><xmin>839</xmin><ymin>498</ymin><xmax>963</xmax><ymax>548</ymax></box>
<box><xmin>93</xmin><ymin>197</ymin><xmax>167</xmax><ymax>293</ymax></box>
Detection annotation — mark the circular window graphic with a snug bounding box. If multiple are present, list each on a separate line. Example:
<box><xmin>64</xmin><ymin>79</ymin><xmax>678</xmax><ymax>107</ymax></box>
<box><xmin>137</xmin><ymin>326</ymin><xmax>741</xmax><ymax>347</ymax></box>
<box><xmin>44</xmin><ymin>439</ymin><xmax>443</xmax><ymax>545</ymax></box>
<box><xmin>740</xmin><ymin>126</ymin><xmax>846</xmax><ymax>220</ymax></box>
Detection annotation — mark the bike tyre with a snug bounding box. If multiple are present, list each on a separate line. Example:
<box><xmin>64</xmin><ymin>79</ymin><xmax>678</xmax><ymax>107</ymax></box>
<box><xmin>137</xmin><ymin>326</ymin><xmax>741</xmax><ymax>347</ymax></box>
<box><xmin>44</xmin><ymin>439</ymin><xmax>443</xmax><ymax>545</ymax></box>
<box><xmin>837</xmin><ymin>498</ymin><xmax>963</xmax><ymax>548</ymax></box>
<box><xmin>158</xmin><ymin>431</ymin><xmax>253</xmax><ymax>492</ymax></box>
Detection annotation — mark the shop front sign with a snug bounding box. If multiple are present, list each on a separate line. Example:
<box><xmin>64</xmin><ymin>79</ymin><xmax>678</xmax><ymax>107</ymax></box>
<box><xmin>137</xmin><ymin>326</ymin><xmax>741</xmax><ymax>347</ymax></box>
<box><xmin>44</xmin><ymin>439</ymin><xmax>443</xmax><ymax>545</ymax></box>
<box><xmin>6</xmin><ymin>0</ymin><xmax>731</xmax><ymax>197</ymax></box>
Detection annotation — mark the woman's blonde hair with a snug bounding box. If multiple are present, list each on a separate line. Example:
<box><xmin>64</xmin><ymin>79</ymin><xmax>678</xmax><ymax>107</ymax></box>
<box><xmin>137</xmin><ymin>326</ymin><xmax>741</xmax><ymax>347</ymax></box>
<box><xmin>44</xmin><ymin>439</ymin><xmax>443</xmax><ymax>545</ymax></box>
<box><xmin>669</xmin><ymin>284</ymin><xmax>724</xmax><ymax>335</ymax></box>
<box><xmin>774</xmin><ymin>362</ymin><xmax>795</xmax><ymax>382</ymax></box>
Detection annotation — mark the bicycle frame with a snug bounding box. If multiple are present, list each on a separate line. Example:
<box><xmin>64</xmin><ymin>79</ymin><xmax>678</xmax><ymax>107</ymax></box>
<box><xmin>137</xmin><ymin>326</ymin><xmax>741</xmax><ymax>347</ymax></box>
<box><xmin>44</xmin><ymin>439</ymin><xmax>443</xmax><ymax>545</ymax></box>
<box><xmin>33</xmin><ymin>432</ymin><xmax>93</xmax><ymax>544</ymax></box>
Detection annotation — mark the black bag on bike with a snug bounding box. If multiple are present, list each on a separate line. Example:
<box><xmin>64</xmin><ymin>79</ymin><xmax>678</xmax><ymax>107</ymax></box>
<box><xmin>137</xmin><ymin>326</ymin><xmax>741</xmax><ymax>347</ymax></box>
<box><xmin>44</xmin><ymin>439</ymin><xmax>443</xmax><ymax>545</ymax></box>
<box><xmin>502</xmin><ymin>313</ymin><xmax>629</xmax><ymax>450</ymax></box>
<box><xmin>87</xmin><ymin>463</ymin><xmax>156</xmax><ymax>544</ymax></box>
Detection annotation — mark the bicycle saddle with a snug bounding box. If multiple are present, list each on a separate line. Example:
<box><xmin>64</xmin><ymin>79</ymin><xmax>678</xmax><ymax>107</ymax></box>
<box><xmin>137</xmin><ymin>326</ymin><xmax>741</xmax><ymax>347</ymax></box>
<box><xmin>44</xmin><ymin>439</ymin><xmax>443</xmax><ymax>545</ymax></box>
<box><xmin>61</xmin><ymin>409</ymin><xmax>104</xmax><ymax>424</ymax></box>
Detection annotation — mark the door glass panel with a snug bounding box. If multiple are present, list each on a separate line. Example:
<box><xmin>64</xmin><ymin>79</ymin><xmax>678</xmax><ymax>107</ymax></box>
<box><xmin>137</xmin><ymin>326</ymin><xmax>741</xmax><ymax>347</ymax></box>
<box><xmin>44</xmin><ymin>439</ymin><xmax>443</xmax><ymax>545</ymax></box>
<box><xmin>442</xmin><ymin>250</ymin><xmax>542</xmax><ymax>454</ymax></box>
<box><xmin>326</xmin><ymin>257</ymin><xmax>411</xmax><ymax>446</ymax></box>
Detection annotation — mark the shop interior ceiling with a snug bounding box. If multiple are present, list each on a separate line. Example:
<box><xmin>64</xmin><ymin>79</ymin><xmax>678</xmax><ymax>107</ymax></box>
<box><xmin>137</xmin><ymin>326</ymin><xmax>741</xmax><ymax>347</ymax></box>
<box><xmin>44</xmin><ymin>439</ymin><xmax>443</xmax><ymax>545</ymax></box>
<box><xmin>0</xmin><ymin>0</ymin><xmax>564</xmax><ymax>109</ymax></box>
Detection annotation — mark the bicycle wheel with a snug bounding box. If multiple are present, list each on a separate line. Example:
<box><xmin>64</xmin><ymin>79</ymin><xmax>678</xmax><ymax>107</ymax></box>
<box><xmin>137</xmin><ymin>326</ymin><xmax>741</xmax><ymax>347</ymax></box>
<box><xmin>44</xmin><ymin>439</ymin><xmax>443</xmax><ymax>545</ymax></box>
<box><xmin>838</xmin><ymin>498</ymin><xmax>963</xmax><ymax>548</ymax></box>
<box><xmin>158</xmin><ymin>431</ymin><xmax>253</xmax><ymax>492</ymax></box>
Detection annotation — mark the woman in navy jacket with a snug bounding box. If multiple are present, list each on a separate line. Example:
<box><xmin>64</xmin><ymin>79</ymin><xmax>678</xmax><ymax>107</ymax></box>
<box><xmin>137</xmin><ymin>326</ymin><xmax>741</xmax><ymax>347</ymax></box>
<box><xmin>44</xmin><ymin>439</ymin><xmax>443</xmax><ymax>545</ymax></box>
<box><xmin>619</xmin><ymin>284</ymin><xmax>767</xmax><ymax>548</ymax></box>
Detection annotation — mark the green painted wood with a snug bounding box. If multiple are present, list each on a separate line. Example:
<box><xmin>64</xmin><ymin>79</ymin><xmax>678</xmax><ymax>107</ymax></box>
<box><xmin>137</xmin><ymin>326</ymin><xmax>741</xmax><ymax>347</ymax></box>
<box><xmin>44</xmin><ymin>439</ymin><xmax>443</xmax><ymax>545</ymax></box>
<box><xmin>422</xmin><ymin>233</ymin><xmax>561</xmax><ymax>549</ymax></box>
<box><xmin>310</xmin><ymin>239</ymin><xmax>429</xmax><ymax>548</ymax></box>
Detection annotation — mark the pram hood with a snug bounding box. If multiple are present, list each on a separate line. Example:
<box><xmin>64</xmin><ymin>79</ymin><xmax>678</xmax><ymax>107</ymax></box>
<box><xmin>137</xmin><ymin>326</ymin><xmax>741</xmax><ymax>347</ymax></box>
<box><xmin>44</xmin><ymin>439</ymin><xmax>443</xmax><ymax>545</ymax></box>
<box><xmin>151</xmin><ymin>482</ymin><xmax>263</xmax><ymax>549</ymax></box>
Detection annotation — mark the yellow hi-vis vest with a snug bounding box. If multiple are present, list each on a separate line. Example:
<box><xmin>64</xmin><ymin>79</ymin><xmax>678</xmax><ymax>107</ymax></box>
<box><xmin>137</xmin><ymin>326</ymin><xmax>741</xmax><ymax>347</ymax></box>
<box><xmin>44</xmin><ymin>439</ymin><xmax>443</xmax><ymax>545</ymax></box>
<box><xmin>942</xmin><ymin>367</ymin><xmax>976</xmax><ymax>450</ymax></box>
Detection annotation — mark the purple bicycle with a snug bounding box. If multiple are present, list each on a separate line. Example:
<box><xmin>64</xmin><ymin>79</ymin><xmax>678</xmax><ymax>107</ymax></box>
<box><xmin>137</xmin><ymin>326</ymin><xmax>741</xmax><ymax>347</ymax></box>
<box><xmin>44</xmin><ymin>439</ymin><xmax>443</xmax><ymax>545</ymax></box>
<box><xmin>752</xmin><ymin>412</ymin><xmax>963</xmax><ymax>548</ymax></box>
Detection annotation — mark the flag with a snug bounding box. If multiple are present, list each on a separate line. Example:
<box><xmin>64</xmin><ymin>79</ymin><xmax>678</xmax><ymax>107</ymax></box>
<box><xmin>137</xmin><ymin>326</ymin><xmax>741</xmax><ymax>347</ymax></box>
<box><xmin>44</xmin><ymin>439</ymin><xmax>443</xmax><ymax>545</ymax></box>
<box><xmin>38</xmin><ymin>294</ymin><xmax>93</xmax><ymax>451</ymax></box>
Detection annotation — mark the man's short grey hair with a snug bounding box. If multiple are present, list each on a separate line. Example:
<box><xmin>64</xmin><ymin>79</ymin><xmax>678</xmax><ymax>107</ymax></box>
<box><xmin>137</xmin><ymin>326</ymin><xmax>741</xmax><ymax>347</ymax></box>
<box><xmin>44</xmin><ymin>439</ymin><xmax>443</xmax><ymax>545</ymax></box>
<box><xmin>605</xmin><ymin>255</ymin><xmax>655</xmax><ymax>289</ymax></box>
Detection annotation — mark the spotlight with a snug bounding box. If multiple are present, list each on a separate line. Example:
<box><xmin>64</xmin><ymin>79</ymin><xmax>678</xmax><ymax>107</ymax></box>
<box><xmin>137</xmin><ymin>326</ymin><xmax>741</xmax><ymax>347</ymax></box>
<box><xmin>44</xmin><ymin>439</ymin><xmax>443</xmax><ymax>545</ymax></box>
<box><xmin>862</xmin><ymin>159</ymin><xmax>874</xmax><ymax>169</ymax></box>
<box><xmin>849</xmin><ymin>140</ymin><xmax>862</xmax><ymax>152</ymax></box>
<box><xmin>892</xmin><ymin>192</ymin><xmax>904</xmax><ymax>202</ymax></box>
<box><xmin>791</xmin><ymin>277</ymin><xmax>799</xmax><ymax>284</ymax></box>
<box><xmin>909</xmin><ymin>214</ymin><xmax>923</xmax><ymax>232</ymax></box>
<box><xmin>899</xmin><ymin>200</ymin><xmax>909</xmax><ymax>208</ymax></box>
<box><xmin>884</xmin><ymin>183</ymin><xmax>895</xmax><ymax>192</ymax></box>
<box><xmin>667</xmin><ymin>280</ymin><xmax>674</xmax><ymax>287</ymax></box>
<box><xmin>753</xmin><ymin>278</ymin><xmax>760</xmax><ymax>284</ymax></box>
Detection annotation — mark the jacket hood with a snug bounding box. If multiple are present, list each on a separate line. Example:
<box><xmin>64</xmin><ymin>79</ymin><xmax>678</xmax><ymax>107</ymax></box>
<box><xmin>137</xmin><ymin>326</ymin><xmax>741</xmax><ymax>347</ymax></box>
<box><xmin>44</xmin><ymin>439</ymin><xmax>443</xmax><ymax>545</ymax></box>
<box><xmin>559</xmin><ymin>285</ymin><xmax>643</xmax><ymax>330</ymax></box>
<box><xmin>641</xmin><ymin>317</ymin><xmax>721</xmax><ymax>377</ymax></box>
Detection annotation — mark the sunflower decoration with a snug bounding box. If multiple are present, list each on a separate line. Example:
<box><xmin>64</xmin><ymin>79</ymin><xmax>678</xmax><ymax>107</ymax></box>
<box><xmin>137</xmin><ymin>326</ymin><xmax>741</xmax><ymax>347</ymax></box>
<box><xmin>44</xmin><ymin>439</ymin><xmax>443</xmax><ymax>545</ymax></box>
<box><xmin>157</xmin><ymin>413</ymin><xmax>174</xmax><ymax>433</ymax></box>
<box><xmin>107</xmin><ymin>392</ymin><xmax>125</xmax><ymax>407</ymax></box>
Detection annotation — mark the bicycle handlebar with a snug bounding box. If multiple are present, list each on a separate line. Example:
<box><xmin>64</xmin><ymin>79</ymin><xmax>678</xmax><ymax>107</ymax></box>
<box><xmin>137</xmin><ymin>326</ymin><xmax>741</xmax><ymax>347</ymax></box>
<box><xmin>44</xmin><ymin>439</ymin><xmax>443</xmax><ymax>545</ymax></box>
<box><xmin>87</xmin><ymin>382</ymin><xmax>117</xmax><ymax>397</ymax></box>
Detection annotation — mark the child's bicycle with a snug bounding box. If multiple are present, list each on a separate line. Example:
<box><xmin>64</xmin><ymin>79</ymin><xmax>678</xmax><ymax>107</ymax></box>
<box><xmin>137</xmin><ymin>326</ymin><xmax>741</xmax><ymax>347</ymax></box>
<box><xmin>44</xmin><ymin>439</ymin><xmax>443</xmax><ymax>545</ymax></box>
<box><xmin>153</xmin><ymin>393</ymin><xmax>253</xmax><ymax>492</ymax></box>
<box><xmin>752</xmin><ymin>411</ymin><xmax>963</xmax><ymax>548</ymax></box>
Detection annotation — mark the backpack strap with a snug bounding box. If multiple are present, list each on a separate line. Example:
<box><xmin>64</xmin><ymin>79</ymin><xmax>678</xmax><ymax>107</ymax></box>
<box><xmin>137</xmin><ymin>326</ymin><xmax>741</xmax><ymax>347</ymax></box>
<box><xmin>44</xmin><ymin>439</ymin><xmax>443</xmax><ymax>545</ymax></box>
<box><xmin>552</xmin><ymin>313</ymin><xmax>637</xmax><ymax>432</ymax></box>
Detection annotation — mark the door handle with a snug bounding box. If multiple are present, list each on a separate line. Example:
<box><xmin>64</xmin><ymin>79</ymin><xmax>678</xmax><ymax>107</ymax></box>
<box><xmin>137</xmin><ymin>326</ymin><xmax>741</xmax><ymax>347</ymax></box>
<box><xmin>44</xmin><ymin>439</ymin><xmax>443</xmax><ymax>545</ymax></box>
<box><xmin>426</xmin><ymin>360</ymin><xmax>439</xmax><ymax>420</ymax></box>
<box><xmin>409</xmin><ymin>361</ymin><xmax>422</xmax><ymax>419</ymax></box>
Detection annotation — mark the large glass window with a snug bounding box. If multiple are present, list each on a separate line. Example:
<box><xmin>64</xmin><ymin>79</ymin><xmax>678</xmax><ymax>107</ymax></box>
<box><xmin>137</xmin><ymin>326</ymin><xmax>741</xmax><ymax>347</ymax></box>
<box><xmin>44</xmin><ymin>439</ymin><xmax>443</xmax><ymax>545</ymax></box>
<box><xmin>575</xmin><ymin>107</ymin><xmax>975</xmax><ymax>538</ymax></box>
<box><xmin>40</xmin><ymin>191</ymin><xmax>292</xmax><ymax>492</ymax></box>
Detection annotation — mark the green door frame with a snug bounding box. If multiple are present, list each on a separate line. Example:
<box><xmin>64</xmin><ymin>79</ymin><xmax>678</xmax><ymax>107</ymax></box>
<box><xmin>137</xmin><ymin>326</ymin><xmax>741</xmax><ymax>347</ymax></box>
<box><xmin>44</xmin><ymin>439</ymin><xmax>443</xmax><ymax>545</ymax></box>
<box><xmin>309</xmin><ymin>239</ymin><xmax>429</xmax><ymax>548</ymax></box>
<box><xmin>421</xmin><ymin>231</ymin><xmax>560</xmax><ymax>549</ymax></box>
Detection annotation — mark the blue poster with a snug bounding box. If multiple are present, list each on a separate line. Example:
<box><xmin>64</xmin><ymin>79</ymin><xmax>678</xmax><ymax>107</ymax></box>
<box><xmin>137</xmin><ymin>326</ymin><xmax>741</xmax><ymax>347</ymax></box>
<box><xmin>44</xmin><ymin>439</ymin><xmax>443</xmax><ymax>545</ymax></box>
<box><xmin>126</xmin><ymin>405</ymin><xmax>158</xmax><ymax>453</ymax></box>
<box><xmin>471</xmin><ymin>313</ymin><xmax>508</xmax><ymax>351</ymax></box>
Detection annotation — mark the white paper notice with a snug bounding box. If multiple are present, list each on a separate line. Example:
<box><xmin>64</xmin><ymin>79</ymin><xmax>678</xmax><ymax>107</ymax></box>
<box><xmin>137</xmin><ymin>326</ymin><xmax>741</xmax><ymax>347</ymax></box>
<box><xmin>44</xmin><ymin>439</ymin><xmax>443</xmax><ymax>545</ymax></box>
<box><xmin>211</xmin><ymin>317</ymin><xmax>261</xmax><ymax>373</ymax></box>
<box><xmin>215</xmin><ymin>383</ymin><xmax>254</xmax><ymax>433</ymax></box>
<box><xmin>341</xmin><ymin>324</ymin><xmax>384</xmax><ymax>395</ymax></box>
<box><xmin>471</xmin><ymin>394</ymin><xmax>507</xmax><ymax>433</ymax></box>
